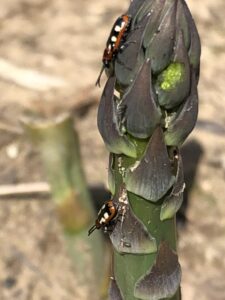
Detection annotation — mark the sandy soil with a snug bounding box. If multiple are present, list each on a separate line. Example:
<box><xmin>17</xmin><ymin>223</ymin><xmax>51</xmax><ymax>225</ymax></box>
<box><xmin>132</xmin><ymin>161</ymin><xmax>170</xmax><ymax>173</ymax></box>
<box><xmin>0</xmin><ymin>0</ymin><xmax>224</xmax><ymax>299</ymax></box>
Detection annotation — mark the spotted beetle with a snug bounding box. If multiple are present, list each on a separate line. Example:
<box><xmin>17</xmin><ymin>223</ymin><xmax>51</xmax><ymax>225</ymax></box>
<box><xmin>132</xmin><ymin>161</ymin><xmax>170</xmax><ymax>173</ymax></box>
<box><xmin>96</xmin><ymin>14</ymin><xmax>132</xmax><ymax>86</ymax></box>
<box><xmin>88</xmin><ymin>200</ymin><xmax>118</xmax><ymax>235</ymax></box>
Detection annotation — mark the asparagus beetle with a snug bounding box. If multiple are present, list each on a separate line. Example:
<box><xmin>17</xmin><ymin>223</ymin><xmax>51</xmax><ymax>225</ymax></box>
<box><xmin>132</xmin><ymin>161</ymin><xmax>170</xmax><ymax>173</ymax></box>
<box><xmin>96</xmin><ymin>14</ymin><xmax>132</xmax><ymax>86</ymax></box>
<box><xmin>88</xmin><ymin>200</ymin><xmax>118</xmax><ymax>235</ymax></box>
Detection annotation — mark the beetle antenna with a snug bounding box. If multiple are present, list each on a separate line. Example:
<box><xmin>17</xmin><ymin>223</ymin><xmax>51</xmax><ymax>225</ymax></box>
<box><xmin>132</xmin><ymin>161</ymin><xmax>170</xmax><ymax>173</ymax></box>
<box><xmin>95</xmin><ymin>65</ymin><xmax>105</xmax><ymax>87</ymax></box>
<box><xmin>88</xmin><ymin>224</ymin><xmax>97</xmax><ymax>236</ymax></box>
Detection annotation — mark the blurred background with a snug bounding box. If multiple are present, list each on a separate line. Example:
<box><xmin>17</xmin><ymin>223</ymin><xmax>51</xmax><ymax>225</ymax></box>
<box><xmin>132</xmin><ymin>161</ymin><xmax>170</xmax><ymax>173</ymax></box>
<box><xmin>0</xmin><ymin>0</ymin><xmax>224</xmax><ymax>299</ymax></box>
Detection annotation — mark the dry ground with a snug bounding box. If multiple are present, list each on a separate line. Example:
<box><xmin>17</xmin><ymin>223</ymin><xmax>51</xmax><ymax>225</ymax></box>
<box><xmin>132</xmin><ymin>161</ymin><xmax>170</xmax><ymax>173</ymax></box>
<box><xmin>0</xmin><ymin>0</ymin><xmax>224</xmax><ymax>299</ymax></box>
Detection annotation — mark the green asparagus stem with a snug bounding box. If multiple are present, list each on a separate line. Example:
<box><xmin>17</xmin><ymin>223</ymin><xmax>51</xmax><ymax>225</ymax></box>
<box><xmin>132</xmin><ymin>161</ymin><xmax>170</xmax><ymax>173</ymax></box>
<box><xmin>22</xmin><ymin>113</ymin><xmax>106</xmax><ymax>299</ymax></box>
<box><xmin>97</xmin><ymin>0</ymin><xmax>201</xmax><ymax>299</ymax></box>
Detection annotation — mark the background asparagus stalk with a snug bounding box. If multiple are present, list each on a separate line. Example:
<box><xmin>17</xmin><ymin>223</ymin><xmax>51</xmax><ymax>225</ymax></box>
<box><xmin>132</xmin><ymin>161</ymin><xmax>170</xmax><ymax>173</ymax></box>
<box><xmin>97</xmin><ymin>0</ymin><xmax>201</xmax><ymax>299</ymax></box>
<box><xmin>22</xmin><ymin>113</ymin><xmax>107</xmax><ymax>299</ymax></box>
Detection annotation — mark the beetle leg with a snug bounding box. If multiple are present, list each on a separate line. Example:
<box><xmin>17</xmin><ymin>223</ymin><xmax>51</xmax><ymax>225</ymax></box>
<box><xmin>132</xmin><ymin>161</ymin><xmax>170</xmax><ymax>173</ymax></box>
<box><xmin>104</xmin><ymin>227</ymin><xmax>113</xmax><ymax>233</ymax></box>
<box><xmin>117</xmin><ymin>210</ymin><xmax>127</xmax><ymax>224</ymax></box>
<box><xmin>119</xmin><ymin>40</ymin><xmax>137</xmax><ymax>52</ymax></box>
<box><xmin>103</xmin><ymin>224</ymin><xmax>115</xmax><ymax>233</ymax></box>
<box><xmin>130</xmin><ymin>25</ymin><xmax>145</xmax><ymax>32</ymax></box>
<box><xmin>116</xmin><ymin>57</ymin><xmax>132</xmax><ymax>71</ymax></box>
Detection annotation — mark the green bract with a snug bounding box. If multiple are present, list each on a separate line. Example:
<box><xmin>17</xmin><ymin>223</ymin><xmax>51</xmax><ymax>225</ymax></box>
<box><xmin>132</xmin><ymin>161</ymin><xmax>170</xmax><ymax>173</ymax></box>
<box><xmin>159</xmin><ymin>63</ymin><xmax>184</xmax><ymax>91</ymax></box>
